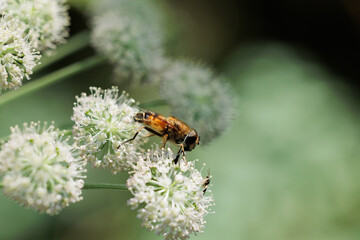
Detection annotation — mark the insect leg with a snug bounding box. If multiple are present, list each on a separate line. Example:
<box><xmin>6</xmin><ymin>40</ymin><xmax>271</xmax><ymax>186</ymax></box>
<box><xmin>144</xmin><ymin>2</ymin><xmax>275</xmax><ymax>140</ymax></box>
<box><xmin>142</xmin><ymin>133</ymin><xmax>155</xmax><ymax>138</ymax></box>
<box><xmin>117</xmin><ymin>126</ymin><xmax>145</xmax><ymax>149</ymax></box>
<box><xmin>173</xmin><ymin>148</ymin><xmax>182</xmax><ymax>164</ymax></box>
<box><xmin>173</xmin><ymin>144</ymin><xmax>186</xmax><ymax>164</ymax></box>
<box><xmin>161</xmin><ymin>134</ymin><xmax>168</xmax><ymax>148</ymax></box>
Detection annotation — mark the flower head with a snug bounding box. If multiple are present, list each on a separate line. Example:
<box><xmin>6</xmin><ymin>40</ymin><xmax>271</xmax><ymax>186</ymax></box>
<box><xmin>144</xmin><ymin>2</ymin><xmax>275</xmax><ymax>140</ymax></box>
<box><xmin>160</xmin><ymin>60</ymin><xmax>235</xmax><ymax>144</ymax></box>
<box><xmin>91</xmin><ymin>0</ymin><xmax>165</xmax><ymax>84</ymax></box>
<box><xmin>72</xmin><ymin>87</ymin><xmax>145</xmax><ymax>174</ymax></box>
<box><xmin>0</xmin><ymin>122</ymin><xmax>86</xmax><ymax>215</ymax></box>
<box><xmin>127</xmin><ymin>147</ymin><xmax>214</xmax><ymax>240</ymax></box>
<box><xmin>0</xmin><ymin>0</ymin><xmax>70</xmax><ymax>53</ymax></box>
<box><xmin>0</xmin><ymin>19</ymin><xmax>40</xmax><ymax>92</ymax></box>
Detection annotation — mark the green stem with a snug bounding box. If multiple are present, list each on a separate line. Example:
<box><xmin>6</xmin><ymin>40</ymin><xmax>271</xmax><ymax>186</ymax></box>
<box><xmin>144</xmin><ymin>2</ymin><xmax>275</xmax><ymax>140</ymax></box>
<box><xmin>0</xmin><ymin>182</ymin><xmax>127</xmax><ymax>190</ymax></box>
<box><xmin>0</xmin><ymin>56</ymin><xmax>106</xmax><ymax>106</ymax></box>
<box><xmin>83</xmin><ymin>183</ymin><xmax>128</xmax><ymax>190</ymax></box>
<box><xmin>35</xmin><ymin>31</ymin><xmax>90</xmax><ymax>72</ymax></box>
<box><xmin>139</xmin><ymin>99</ymin><xmax>168</xmax><ymax>109</ymax></box>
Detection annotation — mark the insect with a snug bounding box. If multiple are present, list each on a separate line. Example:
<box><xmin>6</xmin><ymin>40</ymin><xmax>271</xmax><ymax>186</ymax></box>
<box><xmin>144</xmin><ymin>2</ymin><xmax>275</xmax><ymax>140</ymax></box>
<box><xmin>202</xmin><ymin>170</ymin><xmax>211</xmax><ymax>195</ymax></box>
<box><xmin>118</xmin><ymin>111</ymin><xmax>200</xmax><ymax>164</ymax></box>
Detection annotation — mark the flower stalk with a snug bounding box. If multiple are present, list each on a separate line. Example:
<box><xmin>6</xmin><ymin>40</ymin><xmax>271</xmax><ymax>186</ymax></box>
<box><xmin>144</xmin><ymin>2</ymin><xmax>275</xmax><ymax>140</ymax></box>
<box><xmin>35</xmin><ymin>30</ymin><xmax>90</xmax><ymax>72</ymax></box>
<box><xmin>83</xmin><ymin>183</ymin><xmax>128</xmax><ymax>190</ymax></box>
<box><xmin>0</xmin><ymin>55</ymin><xmax>106</xmax><ymax>106</ymax></box>
<box><xmin>0</xmin><ymin>182</ymin><xmax>127</xmax><ymax>190</ymax></box>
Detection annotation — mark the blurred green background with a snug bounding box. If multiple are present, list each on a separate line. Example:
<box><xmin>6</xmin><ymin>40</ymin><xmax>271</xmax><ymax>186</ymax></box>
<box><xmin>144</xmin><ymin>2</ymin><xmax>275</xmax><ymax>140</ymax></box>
<box><xmin>1</xmin><ymin>0</ymin><xmax>360</xmax><ymax>239</ymax></box>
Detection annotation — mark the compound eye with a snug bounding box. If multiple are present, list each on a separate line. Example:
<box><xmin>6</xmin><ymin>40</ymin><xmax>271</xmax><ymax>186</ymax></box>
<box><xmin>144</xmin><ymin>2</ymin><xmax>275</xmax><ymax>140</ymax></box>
<box><xmin>185</xmin><ymin>135</ymin><xmax>197</xmax><ymax>145</ymax></box>
<box><xmin>185</xmin><ymin>130</ymin><xmax>198</xmax><ymax>146</ymax></box>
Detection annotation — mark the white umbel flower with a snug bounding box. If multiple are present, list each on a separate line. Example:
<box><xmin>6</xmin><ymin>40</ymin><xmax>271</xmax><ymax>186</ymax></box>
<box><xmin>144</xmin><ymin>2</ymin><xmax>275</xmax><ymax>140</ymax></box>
<box><xmin>0</xmin><ymin>19</ymin><xmax>40</xmax><ymax>92</ymax></box>
<box><xmin>72</xmin><ymin>87</ymin><xmax>145</xmax><ymax>174</ymax></box>
<box><xmin>127</xmin><ymin>148</ymin><xmax>214</xmax><ymax>240</ymax></box>
<box><xmin>160</xmin><ymin>60</ymin><xmax>235</xmax><ymax>144</ymax></box>
<box><xmin>0</xmin><ymin>122</ymin><xmax>86</xmax><ymax>215</ymax></box>
<box><xmin>91</xmin><ymin>8</ymin><xmax>164</xmax><ymax>84</ymax></box>
<box><xmin>0</xmin><ymin>0</ymin><xmax>70</xmax><ymax>53</ymax></box>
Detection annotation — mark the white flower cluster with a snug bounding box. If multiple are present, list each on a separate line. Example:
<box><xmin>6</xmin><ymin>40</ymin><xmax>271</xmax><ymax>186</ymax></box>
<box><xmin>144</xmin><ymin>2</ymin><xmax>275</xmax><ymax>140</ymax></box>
<box><xmin>72</xmin><ymin>86</ymin><xmax>145</xmax><ymax>174</ymax></box>
<box><xmin>0</xmin><ymin>19</ymin><xmax>40</xmax><ymax>92</ymax></box>
<box><xmin>0</xmin><ymin>0</ymin><xmax>70</xmax><ymax>53</ymax></box>
<box><xmin>127</xmin><ymin>148</ymin><xmax>214</xmax><ymax>240</ymax></box>
<box><xmin>0</xmin><ymin>122</ymin><xmax>86</xmax><ymax>215</ymax></box>
<box><xmin>0</xmin><ymin>0</ymin><xmax>71</xmax><ymax>92</ymax></box>
<box><xmin>160</xmin><ymin>60</ymin><xmax>235</xmax><ymax>144</ymax></box>
<box><xmin>91</xmin><ymin>0</ymin><xmax>165</xmax><ymax>84</ymax></box>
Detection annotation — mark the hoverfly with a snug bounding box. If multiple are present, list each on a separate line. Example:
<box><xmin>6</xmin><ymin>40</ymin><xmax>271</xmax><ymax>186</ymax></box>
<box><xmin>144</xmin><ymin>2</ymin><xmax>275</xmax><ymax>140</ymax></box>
<box><xmin>118</xmin><ymin>111</ymin><xmax>200</xmax><ymax>164</ymax></box>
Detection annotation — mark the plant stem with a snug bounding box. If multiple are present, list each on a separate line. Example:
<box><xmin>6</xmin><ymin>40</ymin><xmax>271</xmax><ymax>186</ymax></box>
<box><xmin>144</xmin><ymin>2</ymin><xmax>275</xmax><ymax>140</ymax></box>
<box><xmin>83</xmin><ymin>183</ymin><xmax>128</xmax><ymax>190</ymax></box>
<box><xmin>35</xmin><ymin>31</ymin><xmax>90</xmax><ymax>72</ymax></box>
<box><xmin>0</xmin><ymin>55</ymin><xmax>106</xmax><ymax>107</ymax></box>
<box><xmin>0</xmin><ymin>182</ymin><xmax>127</xmax><ymax>190</ymax></box>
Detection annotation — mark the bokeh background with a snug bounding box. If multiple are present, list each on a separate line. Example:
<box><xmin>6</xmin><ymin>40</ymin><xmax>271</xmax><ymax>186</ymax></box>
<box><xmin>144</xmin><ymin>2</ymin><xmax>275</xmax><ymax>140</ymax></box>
<box><xmin>0</xmin><ymin>0</ymin><xmax>360</xmax><ymax>239</ymax></box>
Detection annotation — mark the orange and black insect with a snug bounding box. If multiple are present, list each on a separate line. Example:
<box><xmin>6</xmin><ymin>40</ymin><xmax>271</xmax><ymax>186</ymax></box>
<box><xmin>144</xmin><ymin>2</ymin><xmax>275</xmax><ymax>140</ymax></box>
<box><xmin>202</xmin><ymin>170</ymin><xmax>211</xmax><ymax>195</ymax></box>
<box><xmin>118</xmin><ymin>111</ymin><xmax>200</xmax><ymax>164</ymax></box>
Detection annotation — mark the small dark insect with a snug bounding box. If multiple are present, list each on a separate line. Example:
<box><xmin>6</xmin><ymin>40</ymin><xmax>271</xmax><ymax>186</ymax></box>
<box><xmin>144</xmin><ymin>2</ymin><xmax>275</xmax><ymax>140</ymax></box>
<box><xmin>203</xmin><ymin>170</ymin><xmax>211</xmax><ymax>195</ymax></box>
<box><xmin>118</xmin><ymin>111</ymin><xmax>200</xmax><ymax>164</ymax></box>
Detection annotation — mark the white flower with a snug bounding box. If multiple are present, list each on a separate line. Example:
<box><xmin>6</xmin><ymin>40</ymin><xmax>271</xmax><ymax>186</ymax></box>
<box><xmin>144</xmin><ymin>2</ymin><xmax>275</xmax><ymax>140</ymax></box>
<box><xmin>72</xmin><ymin>87</ymin><xmax>145</xmax><ymax>174</ymax></box>
<box><xmin>127</xmin><ymin>147</ymin><xmax>214</xmax><ymax>240</ymax></box>
<box><xmin>0</xmin><ymin>19</ymin><xmax>40</xmax><ymax>92</ymax></box>
<box><xmin>91</xmin><ymin>2</ymin><xmax>165</xmax><ymax>84</ymax></box>
<box><xmin>160</xmin><ymin>60</ymin><xmax>235</xmax><ymax>144</ymax></box>
<box><xmin>0</xmin><ymin>0</ymin><xmax>70</xmax><ymax>53</ymax></box>
<box><xmin>0</xmin><ymin>122</ymin><xmax>86</xmax><ymax>215</ymax></box>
